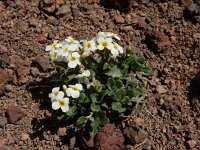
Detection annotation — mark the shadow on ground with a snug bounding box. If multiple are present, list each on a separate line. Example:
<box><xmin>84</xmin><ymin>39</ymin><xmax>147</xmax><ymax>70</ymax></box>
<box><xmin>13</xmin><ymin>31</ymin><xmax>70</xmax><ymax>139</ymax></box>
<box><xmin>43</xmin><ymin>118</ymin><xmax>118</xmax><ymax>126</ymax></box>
<box><xmin>188</xmin><ymin>72</ymin><xmax>200</xmax><ymax>112</ymax></box>
<box><xmin>26</xmin><ymin>77</ymin><xmax>93</xmax><ymax>149</ymax></box>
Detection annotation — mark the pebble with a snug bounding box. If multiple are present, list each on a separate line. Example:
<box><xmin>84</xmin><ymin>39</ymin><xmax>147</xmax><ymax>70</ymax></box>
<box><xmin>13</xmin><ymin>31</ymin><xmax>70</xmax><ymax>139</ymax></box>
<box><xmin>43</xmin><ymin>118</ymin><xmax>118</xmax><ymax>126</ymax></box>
<box><xmin>47</xmin><ymin>16</ymin><xmax>59</xmax><ymax>26</ymax></box>
<box><xmin>57</xmin><ymin>127</ymin><xmax>67</xmax><ymax>136</ymax></box>
<box><xmin>6</xmin><ymin>106</ymin><xmax>24</xmax><ymax>124</ymax></box>
<box><xmin>186</xmin><ymin>140</ymin><xmax>197</xmax><ymax>149</ymax></box>
<box><xmin>20</xmin><ymin>133</ymin><xmax>30</xmax><ymax>141</ymax></box>
<box><xmin>37</xmin><ymin>34</ymin><xmax>47</xmax><ymax>44</ymax></box>
<box><xmin>56</xmin><ymin>4</ymin><xmax>72</xmax><ymax>18</ymax></box>
<box><xmin>156</xmin><ymin>85</ymin><xmax>167</xmax><ymax>94</ymax></box>
<box><xmin>0</xmin><ymin>116</ymin><xmax>8</xmax><ymax>127</ymax></box>
<box><xmin>34</xmin><ymin>56</ymin><xmax>51</xmax><ymax>72</ymax></box>
<box><xmin>29</xmin><ymin>17</ymin><xmax>38</xmax><ymax>27</ymax></box>
<box><xmin>5</xmin><ymin>84</ymin><xmax>13</xmax><ymax>92</ymax></box>
<box><xmin>114</xmin><ymin>15</ymin><xmax>125</xmax><ymax>24</ymax></box>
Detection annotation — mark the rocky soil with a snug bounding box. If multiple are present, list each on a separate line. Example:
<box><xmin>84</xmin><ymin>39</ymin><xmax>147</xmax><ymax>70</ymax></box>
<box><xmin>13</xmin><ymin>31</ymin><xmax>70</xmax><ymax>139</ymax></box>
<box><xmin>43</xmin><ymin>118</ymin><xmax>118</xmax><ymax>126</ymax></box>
<box><xmin>0</xmin><ymin>0</ymin><xmax>199</xmax><ymax>150</ymax></box>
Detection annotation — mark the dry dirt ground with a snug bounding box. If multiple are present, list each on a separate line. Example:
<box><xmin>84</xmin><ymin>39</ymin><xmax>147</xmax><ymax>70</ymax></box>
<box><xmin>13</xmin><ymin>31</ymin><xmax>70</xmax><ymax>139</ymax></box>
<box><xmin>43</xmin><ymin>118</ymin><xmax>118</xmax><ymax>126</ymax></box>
<box><xmin>0</xmin><ymin>0</ymin><xmax>199</xmax><ymax>150</ymax></box>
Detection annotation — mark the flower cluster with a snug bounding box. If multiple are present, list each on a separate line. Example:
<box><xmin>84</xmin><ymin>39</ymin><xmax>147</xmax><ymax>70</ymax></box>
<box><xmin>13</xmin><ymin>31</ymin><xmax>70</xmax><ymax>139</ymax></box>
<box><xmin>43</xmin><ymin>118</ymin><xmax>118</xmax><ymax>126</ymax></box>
<box><xmin>45</xmin><ymin>32</ymin><xmax>123</xmax><ymax>69</ymax></box>
<box><xmin>46</xmin><ymin>32</ymin><xmax>125</xmax><ymax>113</ymax></box>
<box><xmin>45</xmin><ymin>31</ymin><xmax>151</xmax><ymax>136</ymax></box>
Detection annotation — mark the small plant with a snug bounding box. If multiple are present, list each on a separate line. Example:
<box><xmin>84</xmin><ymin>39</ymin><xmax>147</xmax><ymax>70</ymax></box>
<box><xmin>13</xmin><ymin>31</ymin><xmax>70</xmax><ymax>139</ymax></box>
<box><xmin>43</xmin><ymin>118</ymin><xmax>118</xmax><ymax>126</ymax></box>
<box><xmin>45</xmin><ymin>32</ymin><xmax>150</xmax><ymax>136</ymax></box>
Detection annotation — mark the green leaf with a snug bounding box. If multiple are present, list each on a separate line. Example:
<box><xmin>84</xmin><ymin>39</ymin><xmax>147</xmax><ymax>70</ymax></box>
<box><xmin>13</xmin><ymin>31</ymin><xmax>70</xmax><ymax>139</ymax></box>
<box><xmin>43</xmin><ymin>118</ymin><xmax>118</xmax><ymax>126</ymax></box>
<box><xmin>96</xmin><ymin>111</ymin><xmax>109</xmax><ymax>126</ymax></box>
<box><xmin>93</xmin><ymin>79</ymin><xmax>102</xmax><ymax>92</ymax></box>
<box><xmin>107</xmin><ymin>77</ymin><xmax>115</xmax><ymax>90</ymax></box>
<box><xmin>126</xmin><ymin>89</ymin><xmax>135</xmax><ymax>98</ymax></box>
<box><xmin>120</xmin><ymin>96</ymin><xmax>130</xmax><ymax>105</ymax></box>
<box><xmin>112</xmin><ymin>102</ymin><xmax>126</xmax><ymax>113</ymax></box>
<box><xmin>76</xmin><ymin>116</ymin><xmax>86</xmax><ymax>127</ymax></box>
<box><xmin>91</xmin><ymin>117</ymin><xmax>100</xmax><ymax>135</ymax></box>
<box><xmin>91</xmin><ymin>103</ymin><xmax>101</xmax><ymax>112</ymax></box>
<box><xmin>115</xmin><ymin>79</ymin><xmax>123</xmax><ymax>89</ymax></box>
<box><xmin>106</xmin><ymin>89</ymin><xmax>114</xmax><ymax>96</ymax></box>
<box><xmin>66</xmin><ymin>106</ymin><xmax>77</xmax><ymax>117</ymax></box>
<box><xmin>114</xmin><ymin>89</ymin><xmax>126</xmax><ymax>101</ymax></box>
<box><xmin>90</xmin><ymin>93</ymin><xmax>98</xmax><ymax>103</ymax></box>
<box><xmin>79</xmin><ymin>93</ymin><xmax>86</xmax><ymax>103</ymax></box>
<box><xmin>106</xmin><ymin>65</ymin><xmax>122</xmax><ymax>78</ymax></box>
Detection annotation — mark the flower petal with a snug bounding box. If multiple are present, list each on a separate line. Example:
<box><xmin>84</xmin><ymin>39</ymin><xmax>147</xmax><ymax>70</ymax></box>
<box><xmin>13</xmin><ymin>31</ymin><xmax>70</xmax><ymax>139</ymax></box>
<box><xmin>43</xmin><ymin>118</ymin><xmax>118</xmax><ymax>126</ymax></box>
<box><xmin>97</xmin><ymin>45</ymin><xmax>104</xmax><ymax>50</ymax></box>
<box><xmin>76</xmin><ymin>84</ymin><xmax>83</xmax><ymax>90</ymax></box>
<box><xmin>61</xmin><ymin>105</ymin><xmax>69</xmax><ymax>112</ymax></box>
<box><xmin>66</xmin><ymin>88</ymin><xmax>72</xmax><ymax>97</ymax></box>
<box><xmin>68</xmin><ymin>44</ymin><xmax>78</xmax><ymax>51</ymax></box>
<box><xmin>68</xmin><ymin>61</ymin><xmax>77</xmax><ymax>68</ymax></box>
<box><xmin>72</xmin><ymin>52</ymin><xmax>80</xmax><ymax>58</ymax></box>
<box><xmin>52</xmin><ymin>101</ymin><xmax>60</xmax><ymax>110</ymax></box>
<box><xmin>71</xmin><ymin>90</ymin><xmax>80</xmax><ymax>98</ymax></box>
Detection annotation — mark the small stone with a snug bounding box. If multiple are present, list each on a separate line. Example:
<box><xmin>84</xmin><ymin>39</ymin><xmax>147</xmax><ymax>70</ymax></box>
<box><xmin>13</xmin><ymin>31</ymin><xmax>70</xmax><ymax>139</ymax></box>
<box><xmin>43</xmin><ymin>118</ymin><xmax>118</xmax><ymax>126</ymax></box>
<box><xmin>29</xmin><ymin>18</ymin><xmax>38</xmax><ymax>27</ymax></box>
<box><xmin>156</xmin><ymin>85</ymin><xmax>167</xmax><ymax>94</ymax></box>
<box><xmin>38</xmin><ymin>147</ymin><xmax>44</xmax><ymax>150</ymax></box>
<box><xmin>37</xmin><ymin>34</ymin><xmax>47</xmax><ymax>44</ymax></box>
<box><xmin>0</xmin><ymin>116</ymin><xmax>8</xmax><ymax>128</ymax></box>
<box><xmin>5</xmin><ymin>84</ymin><xmax>13</xmax><ymax>92</ymax></box>
<box><xmin>57</xmin><ymin>127</ymin><xmax>67</xmax><ymax>136</ymax></box>
<box><xmin>159</xmin><ymin>98</ymin><xmax>165</xmax><ymax>105</ymax></box>
<box><xmin>20</xmin><ymin>133</ymin><xmax>30</xmax><ymax>141</ymax></box>
<box><xmin>6</xmin><ymin>106</ymin><xmax>24</xmax><ymax>124</ymax></box>
<box><xmin>123</xmin><ymin>126</ymin><xmax>148</xmax><ymax>144</ymax></box>
<box><xmin>94</xmin><ymin>124</ymin><xmax>124</xmax><ymax>150</ymax></box>
<box><xmin>137</xmin><ymin>20</ymin><xmax>148</xmax><ymax>29</ymax></box>
<box><xmin>69</xmin><ymin>136</ymin><xmax>76</xmax><ymax>149</ymax></box>
<box><xmin>47</xmin><ymin>16</ymin><xmax>59</xmax><ymax>26</ymax></box>
<box><xmin>56</xmin><ymin>4</ymin><xmax>72</xmax><ymax>18</ymax></box>
<box><xmin>193</xmin><ymin>33</ymin><xmax>200</xmax><ymax>39</ymax></box>
<box><xmin>34</xmin><ymin>56</ymin><xmax>51</xmax><ymax>72</ymax></box>
<box><xmin>186</xmin><ymin>140</ymin><xmax>197</xmax><ymax>149</ymax></box>
<box><xmin>0</xmin><ymin>53</ymin><xmax>10</xmax><ymax>68</ymax></box>
<box><xmin>114</xmin><ymin>15</ymin><xmax>125</xmax><ymax>24</ymax></box>
<box><xmin>134</xmin><ymin>118</ymin><xmax>144</xmax><ymax>126</ymax></box>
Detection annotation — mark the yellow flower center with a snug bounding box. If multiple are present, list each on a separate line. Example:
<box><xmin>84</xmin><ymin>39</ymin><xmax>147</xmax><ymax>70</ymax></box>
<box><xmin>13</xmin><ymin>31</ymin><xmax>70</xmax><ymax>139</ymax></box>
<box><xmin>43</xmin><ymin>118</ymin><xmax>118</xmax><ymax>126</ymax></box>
<box><xmin>72</xmin><ymin>86</ymin><xmax>78</xmax><ymax>91</ymax></box>
<box><xmin>54</xmin><ymin>91</ymin><xmax>58</xmax><ymax>96</ymax></box>
<box><xmin>63</xmin><ymin>47</ymin><xmax>68</xmax><ymax>53</ymax></box>
<box><xmin>58</xmin><ymin>100</ymin><xmax>65</xmax><ymax>107</ymax></box>
<box><xmin>51</xmin><ymin>44</ymin><xmax>56</xmax><ymax>49</ymax></box>
<box><xmin>86</xmin><ymin>42</ymin><xmax>91</xmax><ymax>49</ymax></box>
<box><xmin>114</xmin><ymin>44</ymin><xmax>118</xmax><ymax>49</ymax></box>
<box><xmin>70</xmin><ymin>39</ymin><xmax>75</xmax><ymax>44</ymax></box>
<box><xmin>101</xmin><ymin>41</ymin><xmax>108</xmax><ymax>47</ymax></box>
<box><xmin>51</xmin><ymin>52</ymin><xmax>57</xmax><ymax>59</ymax></box>
<box><xmin>70</xmin><ymin>56</ymin><xmax>76</xmax><ymax>61</ymax></box>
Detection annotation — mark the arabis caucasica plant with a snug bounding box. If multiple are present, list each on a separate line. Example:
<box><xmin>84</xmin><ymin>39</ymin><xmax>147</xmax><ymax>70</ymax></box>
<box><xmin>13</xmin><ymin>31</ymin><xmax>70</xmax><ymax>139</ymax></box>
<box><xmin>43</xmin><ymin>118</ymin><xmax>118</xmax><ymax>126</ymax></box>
<box><xmin>46</xmin><ymin>32</ymin><xmax>150</xmax><ymax>135</ymax></box>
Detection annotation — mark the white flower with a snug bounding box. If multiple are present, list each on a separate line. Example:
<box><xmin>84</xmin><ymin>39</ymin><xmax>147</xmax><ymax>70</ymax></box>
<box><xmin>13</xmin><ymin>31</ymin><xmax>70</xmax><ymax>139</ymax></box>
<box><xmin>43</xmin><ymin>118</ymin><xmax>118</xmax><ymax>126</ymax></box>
<box><xmin>45</xmin><ymin>40</ymin><xmax>62</xmax><ymax>51</ymax></box>
<box><xmin>108</xmin><ymin>42</ymin><xmax>123</xmax><ymax>56</ymax></box>
<box><xmin>97</xmin><ymin>37</ymin><xmax>113</xmax><ymax>50</ymax></box>
<box><xmin>50</xmin><ymin>50</ymin><xmax>62</xmax><ymax>62</ymax></box>
<box><xmin>52</xmin><ymin>97</ymin><xmax>69</xmax><ymax>112</ymax></box>
<box><xmin>60</xmin><ymin>44</ymin><xmax>70</xmax><ymax>58</ymax></box>
<box><xmin>49</xmin><ymin>87</ymin><xmax>64</xmax><ymax>101</ymax></box>
<box><xmin>107</xmin><ymin>32</ymin><xmax>120</xmax><ymax>40</ymax></box>
<box><xmin>97</xmin><ymin>32</ymin><xmax>108</xmax><ymax>38</ymax></box>
<box><xmin>67</xmin><ymin>52</ymin><xmax>81</xmax><ymax>68</ymax></box>
<box><xmin>66</xmin><ymin>83</ymin><xmax>83</xmax><ymax>98</ymax></box>
<box><xmin>65</xmin><ymin>36</ymin><xmax>81</xmax><ymax>51</ymax></box>
<box><xmin>83</xmin><ymin>40</ymin><xmax>96</xmax><ymax>56</ymax></box>
<box><xmin>77</xmin><ymin>70</ymin><xmax>90</xmax><ymax>85</ymax></box>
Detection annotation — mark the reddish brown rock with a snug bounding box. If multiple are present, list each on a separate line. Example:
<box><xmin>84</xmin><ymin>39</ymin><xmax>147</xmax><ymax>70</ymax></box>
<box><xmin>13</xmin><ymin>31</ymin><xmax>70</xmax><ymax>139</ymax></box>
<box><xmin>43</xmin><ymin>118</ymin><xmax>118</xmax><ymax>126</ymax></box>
<box><xmin>6</xmin><ymin>106</ymin><xmax>24</xmax><ymax>124</ymax></box>
<box><xmin>0</xmin><ymin>69</ymin><xmax>13</xmax><ymax>96</ymax></box>
<box><xmin>123</xmin><ymin>125</ymin><xmax>148</xmax><ymax>144</ymax></box>
<box><xmin>37</xmin><ymin>34</ymin><xmax>47</xmax><ymax>44</ymax></box>
<box><xmin>114</xmin><ymin>15</ymin><xmax>125</xmax><ymax>24</ymax></box>
<box><xmin>137</xmin><ymin>19</ymin><xmax>149</xmax><ymax>30</ymax></box>
<box><xmin>94</xmin><ymin>124</ymin><xmax>124</xmax><ymax>150</ymax></box>
<box><xmin>88</xmin><ymin>0</ymin><xmax>100</xmax><ymax>4</ymax></box>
